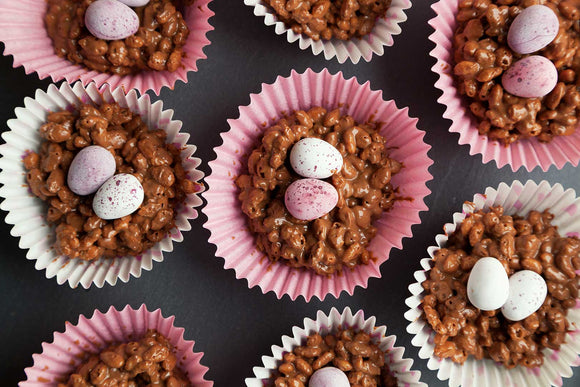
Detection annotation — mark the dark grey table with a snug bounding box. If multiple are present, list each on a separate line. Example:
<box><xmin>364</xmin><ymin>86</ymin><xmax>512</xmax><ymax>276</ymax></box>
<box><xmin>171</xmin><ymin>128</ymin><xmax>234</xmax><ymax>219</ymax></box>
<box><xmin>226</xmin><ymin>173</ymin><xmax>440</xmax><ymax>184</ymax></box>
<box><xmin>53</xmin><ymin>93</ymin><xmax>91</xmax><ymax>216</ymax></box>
<box><xmin>1</xmin><ymin>1</ymin><xmax>579</xmax><ymax>385</ymax></box>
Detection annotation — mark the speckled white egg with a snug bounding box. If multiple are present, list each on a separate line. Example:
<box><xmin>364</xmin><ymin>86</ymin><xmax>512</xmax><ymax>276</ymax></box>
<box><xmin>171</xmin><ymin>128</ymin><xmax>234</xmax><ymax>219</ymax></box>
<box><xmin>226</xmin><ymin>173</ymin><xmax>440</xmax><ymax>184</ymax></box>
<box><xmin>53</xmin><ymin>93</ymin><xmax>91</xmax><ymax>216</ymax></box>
<box><xmin>501</xmin><ymin>270</ymin><xmax>547</xmax><ymax>321</ymax></box>
<box><xmin>467</xmin><ymin>257</ymin><xmax>510</xmax><ymax>311</ymax></box>
<box><xmin>85</xmin><ymin>0</ymin><xmax>140</xmax><ymax>41</ymax></box>
<box><xmin>507</xmin><ymin>5</ymin><xmax>559</xmax><ymax>54</ymax></box>
<box><xmin>309</xmin><ymin>367</ymin><xmax>350</xmax><ymax>387</ymax></box>
<box><xmin>502</xmin><ymin>55</ymin><xmax>558</xmax><ymax>98</ymax></box>
<box><xmin>290</xmin><ymin>138</ymin><xmax>343</xmax><ymax>179</ymax></box>
<box><xmin>93</xmin><ymin>174</ymin><xmax>144</xmax><ymax>220</ymax></box>
<box><xmin>67</xmin><ymin>145</ymin><xmax>116</xmax><ymax>196</ymax></box>
<box><xmin>284</xmin><ymin>178</ymin><xmax>338</xmax><ymax>221</ymax></box>
<box><xmin>117</xmin><ymin>0</ymin><xmax>150</xmax><ymax>6</ymax></box>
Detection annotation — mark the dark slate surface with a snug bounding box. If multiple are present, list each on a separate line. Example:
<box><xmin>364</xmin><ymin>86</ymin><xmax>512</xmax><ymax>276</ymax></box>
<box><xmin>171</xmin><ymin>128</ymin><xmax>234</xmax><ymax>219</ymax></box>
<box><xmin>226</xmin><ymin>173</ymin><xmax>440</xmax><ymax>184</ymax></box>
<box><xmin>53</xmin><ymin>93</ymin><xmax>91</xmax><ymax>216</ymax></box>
<box><xmin>0</xmin><ymin>1</ymin><xmax>579</xmax><ymax>385</ymax></box>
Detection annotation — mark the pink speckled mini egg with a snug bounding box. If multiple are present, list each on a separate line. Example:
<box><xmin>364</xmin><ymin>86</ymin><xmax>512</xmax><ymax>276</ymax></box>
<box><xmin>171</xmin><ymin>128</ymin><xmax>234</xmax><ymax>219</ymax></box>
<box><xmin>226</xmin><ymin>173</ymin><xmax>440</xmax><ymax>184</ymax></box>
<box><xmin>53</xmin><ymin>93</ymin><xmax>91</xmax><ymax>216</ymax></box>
<box><xmin>309</xmin><ymin>367</ymin><xmax>350</xmax><ymax>387</ymax></box>
<box><xmin>67</xmin><ymin>145</ymin><xmax>116</xmax><ymax>196</ymax></box>
<box><xmin>284</xmin><ymin>178</ymin><xmax>338</xmax><ymax>221</ymax></box>
<box><xmin>93</xmin><ymin>173</ymin><xmax>144</xmax><ymax>220</ymax></box>
<box><xmin>290</xmin><ymin>138</ymin><xmax>343</xmax><ymax>179</ymax></box>
<box><xmin>117</xmin><ymin>0</ymin><xmax>150</xmax><ymax>6</ymax></box>
<box><xmin>502</xmin><ymin>55</ymin><xmax>558</xmax><ymax>98</ymax></box>
<box><xmin>507</xmin><ymin>5</ymin><xmax>559</xmax><ymax>55</ymax></box>
<box><xmin>85</xmin><ymin>0</ymin><xmax>140</xmax><ymax>41</ymax></box>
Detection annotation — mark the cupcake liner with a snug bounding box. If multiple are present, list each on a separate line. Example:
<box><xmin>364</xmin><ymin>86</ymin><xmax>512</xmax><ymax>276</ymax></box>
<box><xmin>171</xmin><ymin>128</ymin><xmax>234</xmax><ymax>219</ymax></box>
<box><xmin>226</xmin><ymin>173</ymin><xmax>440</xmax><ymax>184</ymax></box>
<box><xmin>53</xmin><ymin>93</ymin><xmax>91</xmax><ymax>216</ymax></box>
<box><xmin>0</xmin><ymin>81</ymin><xmax>205</xmax><ymax>288</ymax></box>
<box><xmin>203</xmin><ymin>68</ymin><xmax>432</xmax><ymax>302</ymax></box>
<box><xmin>428</xmin><ymin>0</ymin><xmax>580</xmax><ymax>172</ymax></box>
<box><xmin>244</xmin><ymin>0</ymin><xmax>412</xmax><ymax>64</ymax></box>
<box><xmin>20</xmin><ymin>304</ymin><xmax>212</xmax><ymax>386</ymax></box>
<box><xmin>0</xmin><ymin>0</ymin><xmax>214</xmax><ymax>96</ymax></box>
<box><xmin>246</xmin><ymin>306</ymin><xmax>426</xmax><ymax>386</ymax></box>
<box><xmin>404</xmin><ymin>180</ymin><xmax>580</xmax><ymax>387</ymax></box>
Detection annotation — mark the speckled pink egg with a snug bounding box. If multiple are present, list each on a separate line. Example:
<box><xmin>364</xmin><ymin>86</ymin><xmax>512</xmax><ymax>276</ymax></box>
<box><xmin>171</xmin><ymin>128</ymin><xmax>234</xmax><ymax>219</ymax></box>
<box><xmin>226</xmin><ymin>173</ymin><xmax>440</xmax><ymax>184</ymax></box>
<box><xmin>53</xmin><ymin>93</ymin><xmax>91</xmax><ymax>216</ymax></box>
<box><xmin>309</xmin><ymin>367</ymin><xmax>350</xmax><ymax>387</ymax></box>
<box><xmin>501</xmin><ymin>270</ymin><xmax>547</xmax><ymax>321</ymax></box>
<box><xmin>67</xmin><ymin>145</ymin><xmax>116</xmax><ymax>196</ymax></box>
<box><xmin>85</xmin><ymin>0</ymin><xmax>140</xmax><ymax>41</ymax></box>
<box><xmin>502</xmin><ymin>55</ymin><xmax>558</xmax><ymax>98</ymax></box>
<box><xmin>117</xmin><ymin>0</ymin><xmax>150</xmax><ymax>6</ymax></box>
<box><xmin>284</xmin><ymin>178</ymin><xmax>338</xmax><ymax>221</ymax></box>
<box><xmin>93</xmin><ymin>174</ymin><xmax>144</xmax><ymax>220</ymax></box>
<box><xmin>290</xmin><ymin>138</ymin><xmax>343</xmax><ymax>179</ymax></box>
<box><xmin>507</xmin><ymin>5</ymin><xmax>559</xmax><ymax>54</ymax></box>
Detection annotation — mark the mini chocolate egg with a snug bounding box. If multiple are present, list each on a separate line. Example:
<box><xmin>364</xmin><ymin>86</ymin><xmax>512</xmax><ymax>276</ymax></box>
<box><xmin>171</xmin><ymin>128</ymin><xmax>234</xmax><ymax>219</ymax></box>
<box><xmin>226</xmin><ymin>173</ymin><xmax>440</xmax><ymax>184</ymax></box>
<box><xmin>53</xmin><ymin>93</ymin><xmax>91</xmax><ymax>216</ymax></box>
<box><xmin>85</xmin><ymin>0</ymin><xmax>140</xmax><ymax>41</ymax></box>
<box><xmin>467</xmin><ymin>257</ymin><xmax>509</xmax><ymax>311</ymax></box>
<box><xmin>117</xmin><ymin>0</ymin><xmax>150</xmax><ymax>6</ymax></box>
<box><xmin>502</xmin><ymin>55</ymin><xmax>558</xmax><ymax>98</ymax></box>
<box><xmin>284</xmin><ymin>178</ymin><xmax>338</xmax><ymax>221</ymax></box>
<box><xmin>67</xmin><ymin>145</ymin><xmax>116</xmax><ymax>196</ymax></box>
<box><xmin>501</xmin><ymin>270</ymin><xmax>547</xmax><ymax>321</ymax></box>
<box><xmin>93</xmin><ymin>174</ymin><xmax>144</xmax><ymax>220</ymax></box>
<box><xmin>309</xmin><ymin>367</ymin><xmax>350</xmax><ymax>387</ymax></box>
<box><xmin>290</xmin><ymin>138</ymin><xmax>343</xmax><ymax>179</ymax></box>
<box><xmin>507</xmin><ymin>5</ymin><xmax>559</xmax><ymax>54</ymax></box>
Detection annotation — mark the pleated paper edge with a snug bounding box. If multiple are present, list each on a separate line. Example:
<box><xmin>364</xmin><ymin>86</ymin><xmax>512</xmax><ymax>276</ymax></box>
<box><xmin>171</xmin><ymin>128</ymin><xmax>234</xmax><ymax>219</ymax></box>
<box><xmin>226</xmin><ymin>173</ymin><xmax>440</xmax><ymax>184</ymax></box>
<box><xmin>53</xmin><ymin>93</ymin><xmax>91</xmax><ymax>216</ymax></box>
<box><xmin>428</xmin><ymin>0</ymin><xmax>580</xmax><ymax>172</ymax></box>
<box><xmin>202</xmin><ymin>67</ymin><xmax>433</xmax><ymax>302</ymax></box>
<box><xmin>0</xmin><ymin>81</ymin><xmax>205</xmax><ymax>289</ymax></box>
<box><xmin>404</xmin><ymin>180</ymin><xmax>580</xmax><ymax>387</ymax></box>
<box><xmin>20</xmin><ymin>304</ymin><xmax>213</xmax><ymax>386</ymax></box>
<box><xmin>245</xmin><ymin>306</ymin><xmax>427</xmax><ymax>386</ymax></box>
<box><xmin>243</xmin><ymin>0</ymin><xmax>412</xmax><ymax>64</ymax></box>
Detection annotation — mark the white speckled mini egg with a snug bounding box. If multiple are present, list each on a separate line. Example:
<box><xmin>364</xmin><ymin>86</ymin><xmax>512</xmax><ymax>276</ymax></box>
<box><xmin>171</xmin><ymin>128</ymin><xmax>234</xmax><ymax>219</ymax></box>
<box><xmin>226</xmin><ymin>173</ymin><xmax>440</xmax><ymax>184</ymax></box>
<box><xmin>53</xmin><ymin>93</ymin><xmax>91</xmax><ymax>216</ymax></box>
<box><xmin>501</xmin><ymin>270</ymin><xmax>548</xmax><ymax>321</ymax></box>
<box><xmin>284</xmin><ymin>178</ymin><xmax>338</xmax><ymax>221</ymax></box>
<box><xmin>507</xmin><ymin>5</ymin><xmax>559</xmax><ymax>55</ymax></box>
<box><xmin>467</xmin><ymin>257</ymin><xmax>510</xmax><ymax>311</ymax></box>
<box><xmin>290</xmin><ymin>138</ymin><xmax>343</xmax><ymax>179</ymax></box>
<box><xmin>309</xmin><ymin>367</ymin><xmax>350</xmax><ymax>387</ymax></box>
<box><xmin>85</xmin><ymin>0</ymin><xmax>140</xmax><ymax>41</ymax></box>
<box><xmin>502</xmin><ymin>55</ymin><xmax>558</xmax><ymax>98</ymax></box>
<box><xmin>67</xmin><ymin>145</ymin><xmax>116</xmax><ymax>196</ymax></box>
<box><xmin>93</xmin><ymin>174</ymin><xmax>144</xmax><ymax>220</ymax></box>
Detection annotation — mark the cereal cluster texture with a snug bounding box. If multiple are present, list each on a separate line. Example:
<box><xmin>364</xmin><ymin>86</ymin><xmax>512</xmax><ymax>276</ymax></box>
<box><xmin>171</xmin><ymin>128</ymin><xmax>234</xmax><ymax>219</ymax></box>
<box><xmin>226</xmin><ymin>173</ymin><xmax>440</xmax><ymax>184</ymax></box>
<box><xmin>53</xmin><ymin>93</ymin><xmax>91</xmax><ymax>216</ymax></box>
<box><xmin>422</xmin><ymin>206</ymin><xmax>580</xmax><ymax>369</ymax></box>
<box><xmin>453</xmin><ymin>0</ymin><xmax>580</xmax><ymax>144</ymax></box>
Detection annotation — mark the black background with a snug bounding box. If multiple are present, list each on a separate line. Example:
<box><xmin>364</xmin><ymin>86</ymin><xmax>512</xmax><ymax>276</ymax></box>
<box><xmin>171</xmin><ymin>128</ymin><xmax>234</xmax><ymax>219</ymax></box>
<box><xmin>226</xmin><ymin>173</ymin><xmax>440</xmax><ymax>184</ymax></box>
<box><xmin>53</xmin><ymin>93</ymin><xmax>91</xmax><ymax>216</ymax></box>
<box><xmin>1</xmin><ymin>0</ymin><xmax>579</xmax><ymax>385</ymax></box>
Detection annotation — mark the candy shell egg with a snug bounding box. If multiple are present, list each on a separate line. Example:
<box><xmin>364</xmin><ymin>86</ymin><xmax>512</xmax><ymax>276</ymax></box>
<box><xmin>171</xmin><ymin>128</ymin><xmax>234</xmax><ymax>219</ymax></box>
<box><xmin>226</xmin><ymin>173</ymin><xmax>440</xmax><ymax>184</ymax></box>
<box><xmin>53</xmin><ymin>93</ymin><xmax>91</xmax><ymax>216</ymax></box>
<box><xmin>502</xmin><ymin>55</ymin><xmax>558</xmax><ymax>98</ymax></box>
<box><xmin>67</xmin><ymin>145</ymin><xmax>116</xmax><ymax>196</ymax></box>
<box><xmin>309</xmin><ymin>367</ymin><xmax>350</xmax><ymax>387</ymax></box>
<box><xmin>467</xmin><ymin>257</ymin><xmax>509</xmax><ymax>311</ymax></box>
<box><xmin>290</xmin><ymin>138</ymin><xmax>343</xmax><ymax>179</ymax></box>
<box><xmin>501</xmin><ymin>270</ymin><xmax>547</xmax><ymax>321</ymax></box>
<box><xmin>284</xmin><ymin>178</ymin><xmax>338</xmax><ymax>221</ymax></box>
<box><xmin>507</xmin><ymin>5</ymin><xmax>559</xmax><ymax>54</ymax></box>
<box><xmin>117</xmin><ymin>0</ymin><xmax>150</xmax><ymax>6</ymax></box>
<box><xmin>85</xmin><ymin>0</ymin><xmax>140</xmax><ymax>41</ymax></box>
<box><xmin>93</xmin><ymin>174</ymin><xmax>144</xmax><ymax>220</ymax></box>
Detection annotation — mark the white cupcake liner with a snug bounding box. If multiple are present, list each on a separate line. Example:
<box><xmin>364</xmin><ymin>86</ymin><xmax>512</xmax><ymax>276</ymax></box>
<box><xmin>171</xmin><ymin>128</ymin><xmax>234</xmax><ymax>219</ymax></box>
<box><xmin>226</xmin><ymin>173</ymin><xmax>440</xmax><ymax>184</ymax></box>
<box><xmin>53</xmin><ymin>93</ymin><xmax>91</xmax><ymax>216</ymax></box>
<box><xmin>246</xmin><ymin>306</ymin><xmax>426</xmax><ymax>386</ymax></box>
<box><xmin>0</xmin><ymin>81</ymin><xmax>204</xmax><ymax>288</ymax></box>
<box><xmin>20</xmin><ymin>304</ymin><xmax>212</xmax><ymax>386</ymax></box>
<box><xmin>404</xmin><ymin>180</ymin><xmax>580</xmax><ymax>387</ymax></box>
<box><xmin>244</xmin><ymin>0</ymin><xmax>412</xmax><ymax>64</ymax></box>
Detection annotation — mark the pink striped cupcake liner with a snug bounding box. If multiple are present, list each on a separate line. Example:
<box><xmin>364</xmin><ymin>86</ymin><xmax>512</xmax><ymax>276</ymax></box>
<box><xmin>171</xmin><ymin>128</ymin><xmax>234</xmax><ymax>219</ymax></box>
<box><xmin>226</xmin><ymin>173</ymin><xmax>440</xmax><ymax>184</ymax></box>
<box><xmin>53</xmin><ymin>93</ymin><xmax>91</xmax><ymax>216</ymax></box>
<box><xmin>244</xmin><ymin>0</ymin><xmax>412</xmax><ymax>64</ymax></box>
<box><xmin>429</xmin><ymin>0</ymin><xmax>580</xmax><ymax>172</ymax></box>
<box><xmin>203</xmin><ymin>68</ymin><xmax>433</xmax><ymax>301</ymax></box>
<box><xmin>405</xmin><ymin>180</ymin><xmax>580</xmax><ymax>386</ymax></box>
<box><xmin>0</xmin><ymin>0</ymin><xmax>214</xmax><ymax>95</ymax></box>
<box><xmin>246</xmin><ymin>307</ymin><xmax>426</xmax><ymax>386</ymax></box>
<box><xmin>0</xmin><ymin>81</ymin><xmax>204</xmax><ymax>288</ymax></box>
<box><xmin>20</xmin><ymin>304</ymin><xmax>213</xmax><ymax>386</ymax></box>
